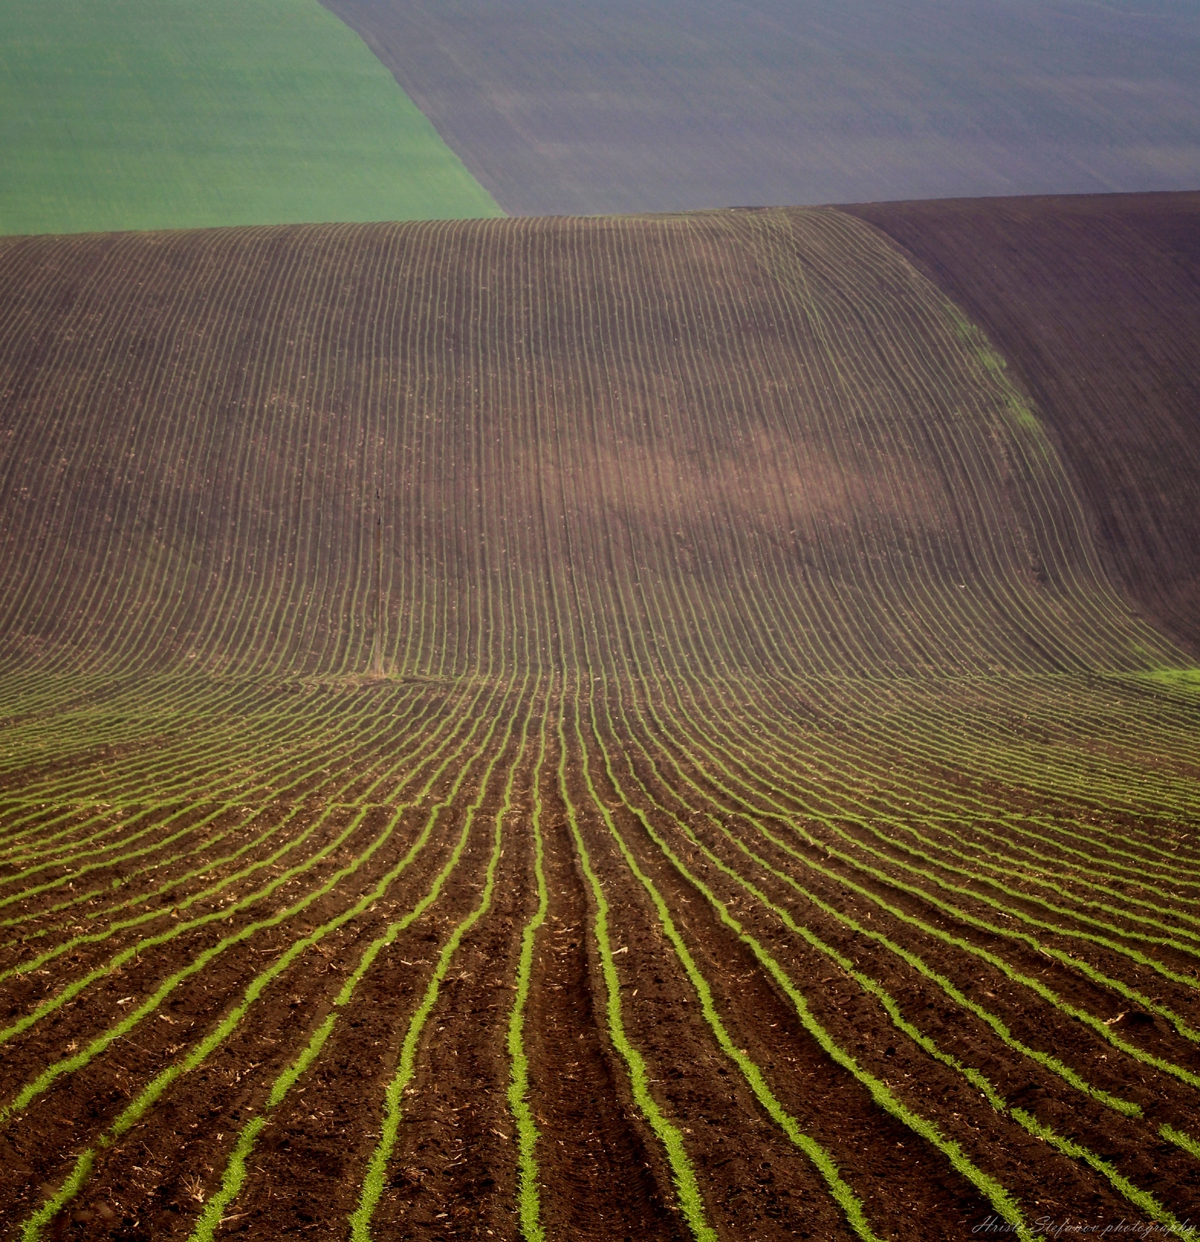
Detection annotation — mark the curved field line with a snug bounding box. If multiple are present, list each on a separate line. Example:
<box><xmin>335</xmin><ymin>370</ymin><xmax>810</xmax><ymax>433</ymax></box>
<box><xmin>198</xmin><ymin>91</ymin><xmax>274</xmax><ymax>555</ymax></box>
<box><xmin>609</xmin><ymin>689</ymin><xmax>1152</xmax><ymax>1122</ymax></box>
<box><xmin>627</xmin><ymin>678</ymin><xmax>1200</xmax><ymax>1046</ymax></box>
<box><xmin>597</xmin><ymin>675</ymin><xmax>1200</xmax><ymax>1232</ymax></box>
<box><xmin>347</xmin><ymin>677</ymin><xmax>533</xmax><ymax>1241</ymax></box>
<box><xmin>12</xmin><ymin>680</ymin><xmax>527</xmax><ymax>1237</ymax></box>
<box><xmin>0</xmin><ymin>682</ymin><xmax>452</xmax><ymax>955</ymax></box>
<box><xmin>0</xmin><ymin>678</ymin><xmax>509</xmax><ymax>1119</ymax></box>
<box><xmin>559</xmin><ymin>731</ymin><xmax>716</xmax><ymax>1242</ymax></box>
<box><xmin>576</xmin><ymin>700</ymin><xmax>888</xmax><ymax>1241</ymax></box>
<box><xmin>185</xmin><ymin>676</ymin><xmax>538</xmax><ymax>1241</ymax></box>
<box><xmin>622</xmin><ymin>685</ymin><xmax>1200</xmax><ymax>1094</ymax></box>
<box><xmin>603</xmin><ymin>699</ymin><xmax>1199</xmax><ymax>1222</ymax></box>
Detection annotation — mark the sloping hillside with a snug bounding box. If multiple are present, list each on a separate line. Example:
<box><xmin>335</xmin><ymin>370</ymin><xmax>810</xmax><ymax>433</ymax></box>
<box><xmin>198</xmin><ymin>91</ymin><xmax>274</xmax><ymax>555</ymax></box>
<box><xmin>843</xmin><ymin>191</ymin><xmax>1200</xmax><ymax>657</ymax></box>
<box><xmin>0</xmin><ymin>209</ymin><xmax>1180</xmax><ymax>680</ymax></box>
<box><xmin>1</xmin><ymin>208</ymin><xmax>1198</xmax><ymax>1242</ymax></box>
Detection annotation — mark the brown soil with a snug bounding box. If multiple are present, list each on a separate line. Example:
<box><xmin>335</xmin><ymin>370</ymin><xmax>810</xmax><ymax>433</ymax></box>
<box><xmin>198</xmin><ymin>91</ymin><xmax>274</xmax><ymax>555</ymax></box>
<box><xmin>841</xmin><ymin>191</ymin><xmax>1200</xmax><ymax>658</ymax></box>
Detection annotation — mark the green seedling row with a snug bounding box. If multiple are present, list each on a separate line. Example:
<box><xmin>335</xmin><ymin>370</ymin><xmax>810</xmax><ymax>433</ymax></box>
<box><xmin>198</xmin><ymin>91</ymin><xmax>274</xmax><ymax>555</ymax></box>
<box><xmin>2</xmin><ymin>208</ymin><xmax>1199</xmax><ymax>1237</ymax></box>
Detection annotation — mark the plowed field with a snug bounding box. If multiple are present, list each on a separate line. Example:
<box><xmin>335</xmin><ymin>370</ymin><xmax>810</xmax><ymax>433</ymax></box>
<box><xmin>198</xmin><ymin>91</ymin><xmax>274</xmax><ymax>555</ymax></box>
<box><xmin>317</xmin><ymin>0</ymin><xmax>1200</xmax><ymax>215</ymax></box>
<box><xmin>0</xmin><ymin>208</ymin><xmax>1198</xmax><ymax>1242</ymax></box>
<box><xmin>843</xmin><ymin>191</ymin><xmax>1200</xmax><ymax>659</ymax></box>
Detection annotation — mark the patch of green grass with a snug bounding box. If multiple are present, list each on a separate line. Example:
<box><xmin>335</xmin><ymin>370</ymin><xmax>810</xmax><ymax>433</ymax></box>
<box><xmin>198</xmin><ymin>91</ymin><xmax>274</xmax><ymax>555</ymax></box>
<box><xmin>1139</xmin><ymin>668</ymin><xmax>1200</xmax><ymax>692</ymax></box>
<box><xmin>0</xmin><ymin>0</ymin><xmax>501</xmax><ymax>236</ymax></box>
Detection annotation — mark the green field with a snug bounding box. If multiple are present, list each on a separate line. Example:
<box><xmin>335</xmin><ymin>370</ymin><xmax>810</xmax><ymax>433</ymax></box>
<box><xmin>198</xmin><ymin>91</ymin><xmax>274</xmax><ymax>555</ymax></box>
<box><xmin>0</xmin><ymin>0</ymin><xmax>502</xmax><ymax>236</ymax></box>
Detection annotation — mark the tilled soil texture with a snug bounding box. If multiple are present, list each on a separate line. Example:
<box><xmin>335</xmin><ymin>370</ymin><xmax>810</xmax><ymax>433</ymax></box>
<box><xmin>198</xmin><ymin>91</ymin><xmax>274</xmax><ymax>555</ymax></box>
<box><xmin>841</xmin><ymin>191</ymin><xmax>1200</xmax><ymax>658</ymax></box>
<box><xmin>0</xmin><ymin>208</ymin><xmax>1198</xmax><ymax>1242</ymax></box>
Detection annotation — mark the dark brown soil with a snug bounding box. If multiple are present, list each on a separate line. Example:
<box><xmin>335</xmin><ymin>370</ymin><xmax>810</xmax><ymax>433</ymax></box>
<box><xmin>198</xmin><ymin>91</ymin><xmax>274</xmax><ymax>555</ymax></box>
<box><xmin>1</xmin><ymin>206</ymin><xmax>1198</xmax><ymax>1240</ymax></box>
<box><xmin>841</xmin><ymin>191</ymin><xmax>1200</xmax><ymax>658</ymax></box>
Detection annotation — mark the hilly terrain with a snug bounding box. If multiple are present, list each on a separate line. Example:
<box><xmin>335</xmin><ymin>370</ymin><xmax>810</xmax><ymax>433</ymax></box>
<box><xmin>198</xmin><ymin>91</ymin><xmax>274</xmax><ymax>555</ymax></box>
<box><xmin>0</xmin><ymin>202</ymin><xmax>1198</xmax><ymax>1241</ymax></box>
<box><xmin>846</xmin><ymin>190</ymin><xmax>1200</xmax><ymax>657</ymax></box>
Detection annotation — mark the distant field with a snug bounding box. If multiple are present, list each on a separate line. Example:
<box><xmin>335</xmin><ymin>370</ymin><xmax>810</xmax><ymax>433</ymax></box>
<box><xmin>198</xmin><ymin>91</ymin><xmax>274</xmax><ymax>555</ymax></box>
<box><xmin>321</xmin><ymin>0</ymin><xmax>1200</xmax><ymax>215</ymax></box>
<box><xmin>0</xmin><ymin>205</ymin><xmax>1198</xmax><ymax>1239</ymax></box>
<box><xmin>0</xmin><ymin>0</ymin><xmax>501</xmax><ymax>236</ymax></box>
